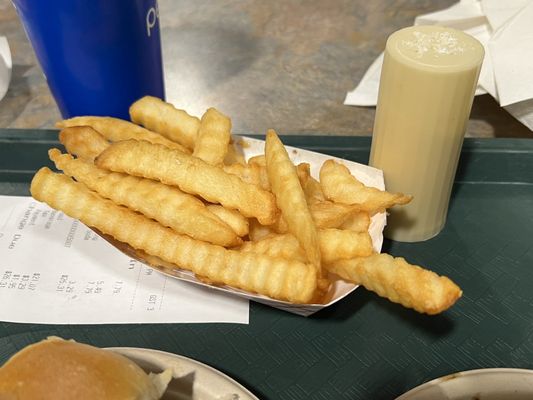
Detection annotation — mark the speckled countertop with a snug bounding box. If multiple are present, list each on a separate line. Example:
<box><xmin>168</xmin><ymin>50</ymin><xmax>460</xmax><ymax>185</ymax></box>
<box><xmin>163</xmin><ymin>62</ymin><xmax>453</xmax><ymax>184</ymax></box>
<box><xmin>0</xmin><ymin>0</ymin><xmax>531</xmax><ymax>138</ymax></box>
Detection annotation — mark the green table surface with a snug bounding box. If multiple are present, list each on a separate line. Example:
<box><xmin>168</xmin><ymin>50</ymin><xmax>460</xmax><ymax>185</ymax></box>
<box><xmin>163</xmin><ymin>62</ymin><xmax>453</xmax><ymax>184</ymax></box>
<box><xmin>1</xmin><ymin>129</ymin><xmax>533</xmax><ymax>400</ymax></box>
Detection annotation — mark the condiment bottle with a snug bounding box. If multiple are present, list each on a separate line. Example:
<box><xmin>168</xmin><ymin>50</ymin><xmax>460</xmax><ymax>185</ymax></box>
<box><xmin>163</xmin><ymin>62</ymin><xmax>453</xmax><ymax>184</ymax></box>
<box><xmin>370</xmin><ymin>25</ymin><xmax>484</xmax><ymax>242</ymax></box>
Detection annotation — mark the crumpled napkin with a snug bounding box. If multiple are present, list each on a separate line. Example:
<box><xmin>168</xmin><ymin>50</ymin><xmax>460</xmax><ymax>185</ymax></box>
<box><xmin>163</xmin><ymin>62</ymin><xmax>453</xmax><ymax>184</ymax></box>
<box><xmin>0</xmin><ymin>36</ymin><xmax>12</xmax><ymax>102</ymax></box>
<box><xmin>344</xmin><ymin>0</ymin><xmax>533</xmax><ymax>131</ymax></box>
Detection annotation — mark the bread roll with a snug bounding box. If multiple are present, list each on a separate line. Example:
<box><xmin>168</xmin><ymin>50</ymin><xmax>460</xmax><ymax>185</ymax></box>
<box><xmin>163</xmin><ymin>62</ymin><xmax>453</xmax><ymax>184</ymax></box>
<box><xmin>0</xmin><ymin>337</ymin><xmax>171</xmax><ymax>400</ymax></box>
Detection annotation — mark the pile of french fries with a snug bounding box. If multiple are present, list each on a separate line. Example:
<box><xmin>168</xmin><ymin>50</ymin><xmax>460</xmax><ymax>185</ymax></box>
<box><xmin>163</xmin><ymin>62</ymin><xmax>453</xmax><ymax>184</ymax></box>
<box><xmin>29</xmin><ymin>96</ymin><xmax>462</xmax><ymax>315</ymax></box>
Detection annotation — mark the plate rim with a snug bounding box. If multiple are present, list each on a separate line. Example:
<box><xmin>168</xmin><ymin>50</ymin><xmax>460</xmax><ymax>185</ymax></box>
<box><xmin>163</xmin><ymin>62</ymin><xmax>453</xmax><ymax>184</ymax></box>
<box><xmin>397</xmin><ymin>367</ymin><xmax>533</xmax><ymax>399</ymax></box>
<box><xmin>107</xmin><ymin>346</ymin><xmax>260</xmax><ymax>400</ymax></box>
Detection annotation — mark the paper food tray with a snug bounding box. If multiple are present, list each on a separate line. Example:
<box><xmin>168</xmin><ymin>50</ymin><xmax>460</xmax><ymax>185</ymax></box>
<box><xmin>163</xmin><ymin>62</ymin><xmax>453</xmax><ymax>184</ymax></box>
<box><xmin>99</xmin><ymin>135</ymin><xmax>386</xmax><ymax>317</ymax></box>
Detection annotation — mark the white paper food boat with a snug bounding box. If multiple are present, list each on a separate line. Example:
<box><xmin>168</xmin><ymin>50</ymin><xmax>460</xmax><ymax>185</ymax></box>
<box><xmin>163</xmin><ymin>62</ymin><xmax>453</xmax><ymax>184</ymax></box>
<box><xmin>103</xmin><ymin>135</ymin><xmax>386</xmax><ymax>317</ymax></box>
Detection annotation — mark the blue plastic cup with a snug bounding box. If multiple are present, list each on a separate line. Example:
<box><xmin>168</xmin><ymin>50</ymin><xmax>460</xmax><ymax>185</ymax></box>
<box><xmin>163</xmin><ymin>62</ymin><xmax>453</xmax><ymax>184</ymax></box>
<box><xmin>12</xmin><ymin>0</ymin><xmax>165</xmax><ymax>119</ymax></box>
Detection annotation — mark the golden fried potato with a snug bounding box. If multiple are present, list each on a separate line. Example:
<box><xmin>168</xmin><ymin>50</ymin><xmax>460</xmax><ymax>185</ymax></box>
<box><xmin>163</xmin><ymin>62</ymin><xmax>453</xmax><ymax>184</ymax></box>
<box><xmin>57</xmin><ymin>116</ymin><xmax>189</xmax><ymax>153</ymax></box>
<box><xmin>30</xmin><ymin>168</ymin><xmax>317</xmax><ymax>303</ymax></box>
<box><xmin>320</xmin><ymin>160</ymin><xmax>412</xmax><ymax>214</ymax></box>
<box><xmin>129</xmin><ymin>96</ymin><xmax>200</xmax><ymax>150</ymax></box>
<box><xmin>224</xmin><ymin>140</ymin><xmax>246</xmax><ymax>165</ymax></box>
<box><xmin>318</xmin><ymin>229</ymin><xmax>373</xmax><ymax>263</ymax></box>
<box><xmin>193</xmin><ymin>108</ymin><xmax>231</xmax><ymax>165</ymax></box>
<box><xmin>49</xmin><ymin>149</ymin><xmax>241</xmax><ymax>247</ymax></box>
<box><xmin>265</xmin><ymin>130</ymin><xmax>321</xmax><ymax>270</ymax></box>
<box><xmin>222</xmin><ymin>162</ymin><xmax>270</xmax><ymax>190</ymax></box>
<box><xmin>247</xmin><ymin>154</ymin><xmax>266</xmax><ymax>167</ymax></box>
<box><xmin>269</xmin><ymin>215</ymin><xmax>289</xmax><ymax>234</ymax></box>
<box><xmin>325</xmin><ymin>254</ymin><xmax>462</xmax><ymax>314</ymax></box>
<box><xmin>340</xmin><ymin>211</ymin><xmax>371</xmax><ymax>233</ymax></box>
<box><xmin>296</xmin><ymin>162</ymin><xmax>311</xmax><ymax>187</ymax></box>
<box><xmin>58</xmin><ymin>126</ymin><xmax>109</xmax><ymax>161</ymax></box>
<box><xmin>309</xmin><ymin>201</ymin><xmax>361</xmax><ymax>229</ymax></box>
<box><xmin>269</xmin><ymin>199</ymin><xmax>363</xmax><ymax>234</ymax></box>
<box><xmin>96</xmin><ymin>140</ymin><xmax>278</xmax><ymax>225</ymax></box>
<box><xmin>205</xmin><ymin>205</ymin><xmax>249</xmax><ymax>238</ymax></box>
<box><xmin>248</xmin><ymin>219</ymin><xmax>276</xmax><ymax>241</ymax></box>
<box><xmin>240</xmin><ymin>234</ymin><xmax>305</xmax><ymax>262</ymax></box>
<box><xmin>241</xmin><ymin>229</ymin><xmax>373</xmax><ymax>264</ymax></box>
<box><xmin>302</xmin><ymin>176</ymin><xmax>326</xmax><ymax>204</ymax></box>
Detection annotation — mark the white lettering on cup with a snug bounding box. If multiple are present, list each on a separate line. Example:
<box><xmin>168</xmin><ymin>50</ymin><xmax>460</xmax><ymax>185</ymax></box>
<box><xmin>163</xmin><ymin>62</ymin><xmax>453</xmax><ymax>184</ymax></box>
<box><xmin>146</xmin><ymin>3</ymin><xmax>159</xmax><ymax>37</ymax></box>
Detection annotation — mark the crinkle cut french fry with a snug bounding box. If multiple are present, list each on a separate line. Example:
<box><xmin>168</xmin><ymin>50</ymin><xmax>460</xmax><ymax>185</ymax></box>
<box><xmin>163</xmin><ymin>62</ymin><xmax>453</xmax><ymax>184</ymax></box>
<box><xmin>224</xmin><ymin>140</ymin><xmax>246</xmax><ymax>166</ymax></box>
<box><xmin>95</xmin><ymin>140</ymin><xmax>278</xmax><ymax>225</ymax></box>
<box><xmin>105</xmin><ymin>239</ymin><xmax>219</xmax><ymax>288</ymax></box>
<box><xmin>247</xmin><ymin>154</ymin><xmax>266</xmax><ymax>167</ymax></box>
<box><xmin>309</xmin><ymin>201</ymin><xmax>361</xmax><ymax>229</ymax></box>
<box><xmin>205</xmin><ymin>205</ymin><xmax>249</xmax><ymax>238</ymax></box>
<box><xmin>240</xmin><ymin>234</ymin><xmax>306</xmax><ymax>262</ymax></box>
<box><xmin>57</xmin><ymin>115</ymin><xmax>189</xmax><ymax>153</ymax></box>
<box><xmin>241</xmin><ymin>229</ymin><xmax>373</xmax><ymax>264</ymax></box>
<box><xmin>269</xmin><ymin>215</ymin><xmax>289</xmax><ymax>234</ymax></box>
<box><xmin>49</xmin><ymin>149</ymin><xmax>241</xmax><ymax>247</ymax></box>
<box><xmin>222</xmin><ymin>162</ymin><xmax>270</xmax><ymax>190</ymax></box>
<box><xmin>325</xmin><ymin>254</ymin><xmax>462</xmax><ymax>314</ymax></box>
<box><xmin>306</xmin><ymin>178</ymin><xmax>325</xmax><ymax>202</ymax></box>
<box><xmin>302</xmin><ymin>176</ymin><xmax>326</xmax><ymax>204</ymax></box>
<box><xmin>30</xmin><ymin>168</ymin><xmax>317</xmax><ymax>303</ymax></box>
<box><xmin>270</xmin><ymin>200</ymin><xmax>363</xmax><ymax>234</ymax></box>
<box><xmin>318</xmin><ymin>228</ymin><xmax>373</xmax><ymax>263</ymax></box>
<box><xmin>193</xmin><ymin>108</ymin><xmax>231</xmax><ymax>165</ymax></box>
<box><xmin>59</xmin><ymin>126</ymin><xmax>109</xmax><ymax>161</ymax></box>
<box><xmin>339</xmin><ymin>211</ymin><xmax>371</xmax><ymax>233</ymax></box>
<box><xmin>265</xmin><ymin>130</ymin><xmax>321</xmax><ymax>270</ymax></box>
<box><xmin>248</xmin><ymin>219</ymin><xmax>276</xmax><ymax>241</ymax></box>
<box><xmin>320</xmin><ymin>160</ymin><xmax>412</xmax><ymax>214</ymax></box>
<box><xmin>129</xmin><ymin>96</ymin><xmax>200</xmax><ymax>150</ymax></box>
<box><xmin>296</xmin><ymin>162</ymin><xmax>311</xmax><ymax>187</ymax></box>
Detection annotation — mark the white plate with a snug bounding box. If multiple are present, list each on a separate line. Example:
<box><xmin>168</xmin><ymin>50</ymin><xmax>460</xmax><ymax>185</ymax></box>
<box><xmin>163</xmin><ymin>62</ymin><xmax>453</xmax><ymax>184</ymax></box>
<box><xmin>109</xmin><ymin>347</ymin><xmax>259</xmax><ymax>400</ymax></box>
<box><xmin>396</xmin><ymin>368</ymin><xmax>533</xmax><ymax>400</ymax></box>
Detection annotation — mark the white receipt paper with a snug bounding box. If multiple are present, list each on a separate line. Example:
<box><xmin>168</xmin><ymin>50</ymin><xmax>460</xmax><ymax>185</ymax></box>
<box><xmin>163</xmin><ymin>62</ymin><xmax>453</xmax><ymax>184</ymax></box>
<box><xmin>0</xmin><ymin>195</ymin><xmax>249</xmax><ymax>325</ymax></box>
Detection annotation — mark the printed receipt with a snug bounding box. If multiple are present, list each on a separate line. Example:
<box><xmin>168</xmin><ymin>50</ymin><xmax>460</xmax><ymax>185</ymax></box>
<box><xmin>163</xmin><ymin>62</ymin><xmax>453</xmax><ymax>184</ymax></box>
<box><xmin>0</xmin><ymin>196</ymin><xmax>249</xmax><ymax>324</ymax></box>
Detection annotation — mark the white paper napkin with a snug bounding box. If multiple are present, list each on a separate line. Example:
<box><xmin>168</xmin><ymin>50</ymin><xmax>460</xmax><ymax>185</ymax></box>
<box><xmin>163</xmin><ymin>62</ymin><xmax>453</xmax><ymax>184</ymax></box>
<box><xmin>0</xmin><ymin>36</ymin><xmax>12</xmax><ymax>102</ymax></box>
<box><xmin>344</xmin><ymin>0</ymin><xmax>533</xmax><ymax>131</ymax></box>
